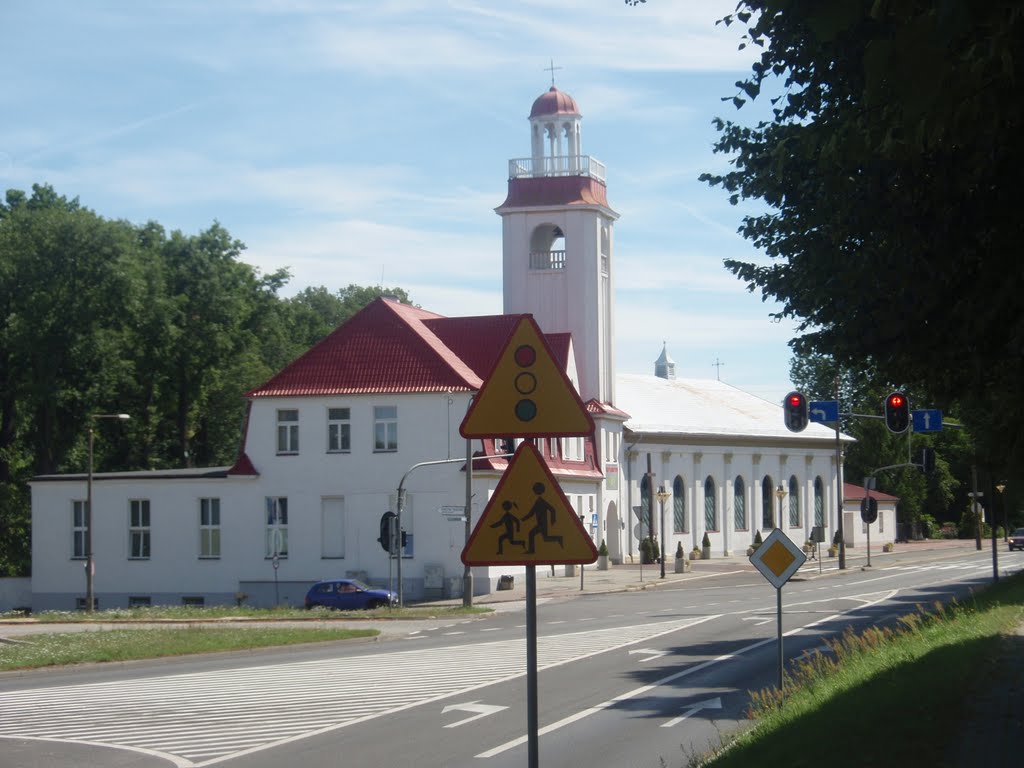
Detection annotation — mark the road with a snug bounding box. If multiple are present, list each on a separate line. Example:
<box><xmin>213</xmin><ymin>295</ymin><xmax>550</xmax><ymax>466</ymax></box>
<box><xmin>1</xmin><ymin>548</ymin><xmax>1020</xmax><ymax>768</ymax></box>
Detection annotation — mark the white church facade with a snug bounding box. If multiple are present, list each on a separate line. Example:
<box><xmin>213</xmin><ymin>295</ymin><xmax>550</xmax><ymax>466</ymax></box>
<box><xmin>29</xmin><ymin>84</ymin><xmax>855</xmax><ymax>611</ymax></box>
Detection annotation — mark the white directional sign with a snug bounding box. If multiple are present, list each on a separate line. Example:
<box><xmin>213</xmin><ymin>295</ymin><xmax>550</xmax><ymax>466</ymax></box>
<box><xmin>912</xmin><ymin>409</ymin><xmax>943</xmax><ymax>433</ymax></box>
<box><xmin>809</xmin><ymin>400</ymin><xmax>839</xmax><ymax>423</ymax></box>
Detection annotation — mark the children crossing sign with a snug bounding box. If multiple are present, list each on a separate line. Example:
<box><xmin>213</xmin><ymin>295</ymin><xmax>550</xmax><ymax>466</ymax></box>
<box><xmin>460</xmin><ymin>316</ymin><xmax>593</xmax><ymax>438</ymax></box>
<box><xmin>461</xmin><ymin>442</ymin><xmax>598</xmax><ymax>566</ymax></box>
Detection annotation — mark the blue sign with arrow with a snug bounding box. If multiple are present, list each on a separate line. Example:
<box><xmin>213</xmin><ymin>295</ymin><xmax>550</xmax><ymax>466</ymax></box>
<box><xmin>809</xmin><ymin>400</ymin><xmax>839</xmax><ymax>423</ymax></box>
<box><xmin>912</xmin><ymin>409</ymin><xmax>943</xmax><ymax>433</ymax></box>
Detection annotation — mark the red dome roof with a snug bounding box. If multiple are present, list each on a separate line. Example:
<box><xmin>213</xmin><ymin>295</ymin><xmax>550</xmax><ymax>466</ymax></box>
<box><xmin>530</xmin><ymin>86</ymin><xmax>580</xmax><ymax>118</ymax></box>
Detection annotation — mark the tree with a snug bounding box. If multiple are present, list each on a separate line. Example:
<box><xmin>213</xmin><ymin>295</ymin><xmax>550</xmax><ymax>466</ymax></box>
<box><xmin>701</xmin><ymin>2</ymin><xmax>1024</xmax><ymax>484</ymax></box>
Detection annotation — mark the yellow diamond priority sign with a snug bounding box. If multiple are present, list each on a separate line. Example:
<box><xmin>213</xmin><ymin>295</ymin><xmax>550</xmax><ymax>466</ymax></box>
<box><xmin>462</xmin><ymin>442</ymin><xmax>599</xmax><ymax>566</ymax></box>
<box><xmin>749</xmin><ymin>528</ymin><xmax>806</xmax><ymax>589</ymax></box>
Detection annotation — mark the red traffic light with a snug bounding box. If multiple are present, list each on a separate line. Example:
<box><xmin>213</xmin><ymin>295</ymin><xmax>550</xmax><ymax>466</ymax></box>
<box><xmin>783</xmin><ymin>391</ymin><xmax>808</xmax><ymax>432</ymax></box>
<box><xmin>884</xmin><ymin>391</ymin><xmax>910</xmax><ymax>433</ymax></box>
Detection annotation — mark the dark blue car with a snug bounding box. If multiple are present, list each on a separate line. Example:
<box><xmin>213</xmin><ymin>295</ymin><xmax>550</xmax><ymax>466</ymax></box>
<box><xmin>304</xmin><ymin>579</ymin><xmax>397</xmax><ymax>610</ymax></box>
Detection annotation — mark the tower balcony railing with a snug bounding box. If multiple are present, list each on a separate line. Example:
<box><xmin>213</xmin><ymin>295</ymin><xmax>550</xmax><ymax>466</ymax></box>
<box><xmin>508</xmin><ymin>155</ymin><xmax>606</xmax><ymax>183</ymax></box>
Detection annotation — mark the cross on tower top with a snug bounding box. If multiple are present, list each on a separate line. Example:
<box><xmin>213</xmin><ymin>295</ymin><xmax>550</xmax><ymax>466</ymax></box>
<box><xmin>544</xmin><ymin>58</ymin><xmax>563</xmax><ymax>87</ymax></box>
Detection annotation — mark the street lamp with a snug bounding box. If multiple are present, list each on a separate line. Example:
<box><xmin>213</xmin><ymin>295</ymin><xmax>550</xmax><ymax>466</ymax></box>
<box><xmin>775</xmin><ymin>485</ymin><xmax>787</xmax><ymax>530</ymax></box>
<box><xmin>86</xmin><ymin>413</ymin><xmax>130</xmax><ymax>614</ymax></box>
<box><xmin>656</xmin><ymin>486</ymin><xmax>671</xmax><ymax>578</ymax></box>
<box><xmin>997</xmin><ymin>484</ymin><xmax>1007</xmax><ymax>542</ymax></box>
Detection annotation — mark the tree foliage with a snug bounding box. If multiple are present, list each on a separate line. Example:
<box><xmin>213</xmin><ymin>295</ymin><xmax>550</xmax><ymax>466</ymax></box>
<box><xmin>702</xmin><ymin>2</ymin><xmax>1024</xmax><ymax>499</ymax></box>
<box><xmin>0</xmin><ymin>184</ymin><xmax>410</xmax><ymax>575</ymax></box>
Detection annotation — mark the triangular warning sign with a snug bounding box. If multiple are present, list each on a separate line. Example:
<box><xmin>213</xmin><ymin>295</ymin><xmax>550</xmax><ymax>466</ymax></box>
<box><xmin>462</xmin><ymin>442</ymin><xmax>599</xmax><ymax>566</ymax></box>
<box><xmin>460</xmin><ymin>316</ymin><xmax>593</xmax><ymax>438</ymax></box>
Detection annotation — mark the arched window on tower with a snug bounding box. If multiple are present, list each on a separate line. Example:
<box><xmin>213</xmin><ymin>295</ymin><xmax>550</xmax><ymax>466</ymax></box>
<box><xmin>529</xmin><ymin>224</ymin><xmax>565</xmax><ymax>270</ymax></box>
<box><xmin>734</xmin><ymin>477</ymin><xmax>746</xmax><ymax>530</ymax></box>
<box><xmin>762</xmin><ymin>476</ymin><xmax>774</xmax><ymax>528</ymax></box>
<box><xmin>673</xmin><ymin>475</ymin><xmax>686</xmax><ymax>533</ymax></box>
<box><xmin>704</xmin><ymin>477</ymin><xmax>717</xmax><ymax>531</ymax></box>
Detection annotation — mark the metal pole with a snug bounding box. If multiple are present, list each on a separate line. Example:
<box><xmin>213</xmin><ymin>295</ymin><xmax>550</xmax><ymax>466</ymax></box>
<box><xmin>776</xmin><ymin>586</ymin><xmax>784</xmax><ymax>691</ymax></box>
<box><xmin>990</xmin><ymin>474</ymin><xmax>999</xmax><ymax>582</ymax></box>
<box><xmin>396</xmin><ymin>486</ymin><xmax>405</xmax><ymax>606</ymax></box>
<box><xmin>659</xmin><ymin>491</ymin><xmax>666</xmax><ymax>579</ymax></box>
<box><xmin>86</xmin><ymin>424</ymin><xmax>95</xmax><ymax>614</ymax></box>
<box><xmin>866</xmin><ymin>520</ymin><xmax>872</xmax><ymax>568</ymax></box>
<box><xmin>526</xmin><ymin>565</ymin><xmax>539</xmax><ymax>768</ymax></box>
<box><xmin>463</xmin><ymin>433</ymin><xmax>474</xmax><ymax>607</ymax></box>
<box><xmin>972</xmin><ymin>466</ymin><xmax>982</xmax><ymax>550</ymax></box>
<box><xmin>835</xmin><ymin>377</ymin><xmax>846</xmax><ymax>569</ymax></box>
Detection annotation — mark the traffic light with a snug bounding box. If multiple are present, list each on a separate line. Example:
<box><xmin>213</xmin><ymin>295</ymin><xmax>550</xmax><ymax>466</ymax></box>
<box><xmin>783</xmin><ymin>391</ymin><xmax>808</xmax><ymax>432</ymax></box>
<box><xmin>860</xmin><ymin>496</ymin><xmax>878</xmax><ymax>524</ymax></box>
<box><xmin>377</xmin><ymin>512</ymin><xmax>397</xmax><ymax>553</ymax></box>
<box><xmin>921</xmin><ymin>447</ymin><xmax>936</xmax><ymax>473</ymax></box>
<box><xmin>884</xmin><ymin>391</ymin><xmax>910</xmax><ymax>433</ymax></box>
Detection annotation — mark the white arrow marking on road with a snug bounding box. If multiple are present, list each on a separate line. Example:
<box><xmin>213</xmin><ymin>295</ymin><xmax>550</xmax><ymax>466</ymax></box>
<box><xmin>742</xmin><ymin>616</ymin><xmax>773</xmax><ymax>626</ymax></box>
<box><xmin>628</xmin><ymin>648</ymin><xmax>667</xmax><ymax>662</ymax></box>
<box><xmin>661</xmin><ymin>697</ymin><xmax>723</xmax><ymax>728</ymax></box>
<box><xmin>442</xmin><ymin>701</ymin><xmax>508</xmax><ymax>728</ymax></box>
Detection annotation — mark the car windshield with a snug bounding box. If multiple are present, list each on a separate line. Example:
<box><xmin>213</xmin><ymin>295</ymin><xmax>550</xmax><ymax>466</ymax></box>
<box><xmin>1013</xmin><ymin>529</ymin><xmax>1024</xmax><ymax>536</ymax></box>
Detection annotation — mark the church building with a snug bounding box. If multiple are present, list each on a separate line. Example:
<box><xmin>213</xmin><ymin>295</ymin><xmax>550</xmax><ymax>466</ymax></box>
<box><xmin>28</xmin><ymin>84</ymin><xmax>853</xmax><ymax>610</ymax></box>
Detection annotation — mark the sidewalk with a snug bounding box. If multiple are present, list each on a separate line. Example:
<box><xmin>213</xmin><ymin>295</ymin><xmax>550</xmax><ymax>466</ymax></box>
<box><xmin>456</xmin><ymin>536</ymin><xmax>980</xmax><ymax>607</ymax></box>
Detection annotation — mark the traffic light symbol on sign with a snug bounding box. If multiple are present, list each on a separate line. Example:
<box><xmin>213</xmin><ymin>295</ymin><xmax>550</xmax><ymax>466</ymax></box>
<box><xmin>884</xmin><ymin>392</ymin><xmax>910</xmax><ymax>433</ymax></box>
<box><xmin>460</xmin><ymin>316</ymin><xmax>594</xmax><ymax>438</ymax></box>
<box><xmin>783</xmin><ymin>391</ymin><xmax>808</xmax><ymax>432</ymax></box>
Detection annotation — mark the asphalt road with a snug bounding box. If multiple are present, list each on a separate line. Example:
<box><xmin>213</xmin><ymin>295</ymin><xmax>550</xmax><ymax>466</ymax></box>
<box><xmin>1</xmin><ymin>548</ymin><xmax>1020</xmax><ymax>768</ymax></box>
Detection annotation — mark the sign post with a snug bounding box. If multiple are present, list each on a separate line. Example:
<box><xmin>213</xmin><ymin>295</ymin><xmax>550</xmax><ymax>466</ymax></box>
<box><xmin>748</xmin><ymin>528</ymin><xmax>807</xmax><ymax>691</ymax></box>
<box><xmin>460</xmin><ymin>316</ymin><xmax>596</xmax><ymax>768</ymax></box>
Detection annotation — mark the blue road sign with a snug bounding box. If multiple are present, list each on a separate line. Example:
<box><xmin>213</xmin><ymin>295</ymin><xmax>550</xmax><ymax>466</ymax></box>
<box><xmin>809</xmin><ymin>400</ymin><xmax>839</xmax><ymax>423</ymax></box>
<box><xmin>912</xmin><ymin>409</ymin><xmax>943</xmax><ymax>433</ymax></box>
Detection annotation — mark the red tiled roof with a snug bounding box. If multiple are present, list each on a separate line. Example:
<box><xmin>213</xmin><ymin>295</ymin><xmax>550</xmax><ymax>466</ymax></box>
<box><xmin>843</xmin><ymin>483</ymin><xmax>899</xmax><ymax>502</ymax></box>
<box><xmin>227</xmin><ymin>452</ymin><xmax>259</xmax><ymax>476</ymax></box>
<box><xmin>247</xmin><ymin>299</ymin><xmax>484</xmax><ymax>397</ymax></box>
<box><xmin>499</xmin><ymin>176</ymin><xmax>610</xmax><ymax>208</ymax></box>
<box><xmin>530</xmin><ymin>86</ymin><xmax>579</xmax><ymax>118</ymax></box>
<box><xmin>246</xmin><ymin>299</ymin><xmax>575</xmax><ymax>399</ymax></box>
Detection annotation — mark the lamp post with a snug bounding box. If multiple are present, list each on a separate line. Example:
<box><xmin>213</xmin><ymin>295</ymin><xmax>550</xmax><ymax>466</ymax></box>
<box><xmin>775</xmin><ymin>485</ymin><xmax>787</xmax><ymax>531</ymax></box>
<box><xmin>996</xmin><ymin>484</ymin><xmax>1007</xmax><ymax>542</ymax></box>
<box><xmin>86</xmin><ymin>413</ymin><xmax>130</xmax><ymax>614</ymax></box>
<box><xmin>656</xmin><ymin>486</ymin><xmax>671</xmax><ymax>579</ymax></box>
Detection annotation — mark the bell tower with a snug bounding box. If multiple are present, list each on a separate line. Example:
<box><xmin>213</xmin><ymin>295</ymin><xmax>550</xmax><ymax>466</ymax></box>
<box><xmin>496</xmin><ymin>83</ymin><xmax>619</xmax><ymax>405</ymax></box>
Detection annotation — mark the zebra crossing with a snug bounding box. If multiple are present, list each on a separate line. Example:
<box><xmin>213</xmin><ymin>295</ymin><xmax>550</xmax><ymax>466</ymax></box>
<box><xmin>0</xmin><ymin>614</ymin><xmax>716</xmax><ymax>766</ymax></box>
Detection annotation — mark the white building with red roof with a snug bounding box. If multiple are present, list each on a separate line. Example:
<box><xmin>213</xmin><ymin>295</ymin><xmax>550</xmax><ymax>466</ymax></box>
<box><xmin>29</xmin><ymin>83</ymin><xmax>853</xmax><ymax>611</ymax></box>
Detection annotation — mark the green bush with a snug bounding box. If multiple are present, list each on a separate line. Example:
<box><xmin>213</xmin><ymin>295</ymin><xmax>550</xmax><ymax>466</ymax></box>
<box><xmin>598</xmin><ymin>539</ymin><xmax>608</xmax><ymax>556</ymax></box>
<box><xmin>639</xmin><ymin>538</ymin><xmax>659</xmax><ymax>564</ymax></box>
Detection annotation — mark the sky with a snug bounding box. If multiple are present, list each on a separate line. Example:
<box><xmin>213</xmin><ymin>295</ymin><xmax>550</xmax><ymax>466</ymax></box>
<box><xmin>0</xmin><ymin>1</ymin><xmax>803</xmax><ymax>402</ymax></box>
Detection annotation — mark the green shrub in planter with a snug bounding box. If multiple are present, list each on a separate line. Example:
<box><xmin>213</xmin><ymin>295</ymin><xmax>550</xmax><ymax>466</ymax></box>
<box><xmin>598</xmin><ymin>539</ymin><xmax>609</xmax><ymax>557</ymax></box>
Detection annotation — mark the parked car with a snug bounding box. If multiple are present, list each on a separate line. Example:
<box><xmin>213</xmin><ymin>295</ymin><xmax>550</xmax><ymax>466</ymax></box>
<box><xmin>304</xmin><ymin>579</ymin><xmax>397</xmax><ymax>610</ymax></box>
<box><xmin>1009</xmin><ymin>528</ymin><xmax>1024</xmax><ymax>551</ymax></box>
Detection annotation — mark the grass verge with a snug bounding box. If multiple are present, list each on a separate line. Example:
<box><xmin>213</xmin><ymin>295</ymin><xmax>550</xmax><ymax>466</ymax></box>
<box><xmin>0</xmin><ymin>626</ymin><xmax>379</xmax><ymax>671</ymax></box>
<box><xmin>699</xmin><ymin>571</ymin><xmax>1024</xmax><ymax>768</ymax></box>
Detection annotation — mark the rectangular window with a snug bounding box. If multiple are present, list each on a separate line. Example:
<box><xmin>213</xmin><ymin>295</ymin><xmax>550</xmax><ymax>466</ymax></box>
<box><xmin>321</xmin><ymin>497</ymin><xmax>345</xmax><ymax>558</ymax></box>
<box><xmin>277</xmin><ymin>409</ymin><xmax>299</xmax><ymax>454</ymax></box>
<box><xmin>327</xmin><ymin>407</ymin><xmax>351</xmax><ymax>453</ymax></box>
<box><xmin>199</xmin><ymin>497</ymin><xmax>221</xmax><ymax>558</ymax></box>
<box><xmin>374</xmin><ymin>405</ymin><xmax>398</xmax><ymax>452</ymax></box>
<box><xmin>562</xmin><ymin>436</ymin><xmax>584</xmax><ymax>462</ymax></box>
<box><xmin>129</xmin><ymin>500</ymin><xmax>151</xmax><ymax>559</ymax></box>
<box><xmin>265</xmin><ymin>497</ymin><xmax>288</xmax><ymax>557</ymax></box>
<box><xmin>72</xmin><ymin>500</ymin><xmax>88</xmax><ymax>559</ymax></box>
